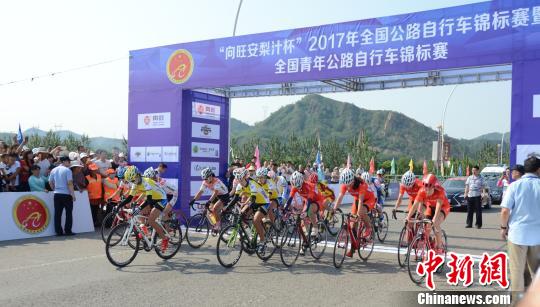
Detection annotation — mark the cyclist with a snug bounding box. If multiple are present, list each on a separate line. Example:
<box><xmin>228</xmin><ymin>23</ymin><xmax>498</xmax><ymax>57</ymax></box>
<box><xmin>189</xmin><ymin>168</ymin><xmax>229</xmax><ymax>231</ymax></box>
<box><xmin>361</xmin><ymin>172</ymin><xmax>383</xmax><ymax>218</ymax></box>
<box><xmin>106</xmin><ymin>166</ymin><xmax>132</xmax><ymax>204</ymax></box>
<box><xmin>332</xmin><ymin>169</ymin><xmax>376</xmax><ymax>257</ymax></box>
<box><xmin>142</xmin><ymin>167</ymin><xmax>178</xmax><ymax>220</ymax></box>
<box><xmin>261</xmin><ymin>168</ymin><xmax>279</xmax><ymax>223</ymax></box>
<box><xmin>307</xmin><ymin>172</ymin><xmax>335</xmax><ymax>217</ymax></box>
<box><xmin>393</xmin><ymin>171</ymin><xmax>422</xmax><ymax>213</ymax></box>
<box><xmin>286</xmin><ymin>171</ymin><xmax>324</xmax><ymax>237</ymax></box>
<box><xmin>406</xmin><ymin>173</ymin><xmax>450</xmax><ymax>255</ymax></box>
<box><xmin>248</xmin><ymin>168</ymin><xmax>273</xmax><ymax>252</ymax></box>
<box><xmin>118</xmin><ymin>166</ymin><xmax>169</xmax><ymax>252</ymax></box>
<box><xmin>228</xmin><ymin>168</ymin><xmax>251</xmax><ymax>209</ymax></box>
<box><xmin>374</xmin><ymin>169</ymin><xmax>386</xmax><ymax>203</ymax></box>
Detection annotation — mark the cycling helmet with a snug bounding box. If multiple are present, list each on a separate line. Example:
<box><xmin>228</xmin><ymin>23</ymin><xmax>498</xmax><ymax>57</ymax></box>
<box><xmin>355</xmin><ymin>167</ymin><xmax>364</xmax><ymax>176</ymax></box>
<box><xmin>256</xmin><ymin>167</ymin><xmax>269</xmax><ymax>178</ymax></box>
<box><xmin>124</xmin><ymin>165</ymin><xmax>140</xmax><ymax>183</ymax></box>
<box><xmin>201</xmin><ymin>167</ymin><xmax>214</xmax><ymax>180</ymax></box>
<box><xmin>291</xmin><ymin>171</ymin><xmax>304</xmax><ymax>188</ymax></box>
<box><xmin>234</xmin><ymin>168</ymin><xmax>249</xmax><ymax>180</ymax></box>
<box><xmin>401</xmin><ymin>171</ymin><xmax>416</xmax><ymax>188</ymax></box>
<box><xmin>361</xmin><ymin>172</ymin><xmax>372</xmax><ymax>183</ymax></box>
<box><xmin>339</xmin><ymin>169</ymin><xmax>355</xmax><ymax>185</ymax></box>
<box><xmin>308</xmin><ymin>172</ymin><xmax>319</xmax><ymax>184</ymax></box>
<box><xmin>422</xmin><ymin>173</ymin><xmax>438</xmax><ymax>188</ymax></box>
<box><xmin>232</xmin><ymin>168</ymin><xmax>242</xmax><ymax>178</ymax></box>
<box><xmin>376</xmin><ymin>168</ymin><xmax>385</xmax><ymax>175</ymax></box>
<box><xmin>116</xmin><ymin>166</ymin><xmax>127</xmax><ymax>179</ymax></box>
<box><xmin>143</xmin><ymin>167</ymin><xmax>157</xmax><ymax>178</ymax></box>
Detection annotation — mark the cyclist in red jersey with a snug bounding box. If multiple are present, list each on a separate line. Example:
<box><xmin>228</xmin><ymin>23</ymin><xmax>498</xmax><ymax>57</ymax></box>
<box><xmin>332</xmin><ymin>168</ymin><xmax>376</xmax><ymax>257</ymax></box>
<box><xmin>406</xmin><ymin>173</ymin><xmax>450</xmax><ymax>254</ymax></box>
<box><xmin>286</xmin><ymin>171</ymin><xmax>325</xmax><ymax>236</ymax></box>
<box><xmin>393</xmin><ymin>171</ymin><xmax>423</xmax><ymax>213</ymax></box>
<box><xmin>307</xmin><ymin>172</ymin><xmax>334</xmax><ymax>215</ymax></box>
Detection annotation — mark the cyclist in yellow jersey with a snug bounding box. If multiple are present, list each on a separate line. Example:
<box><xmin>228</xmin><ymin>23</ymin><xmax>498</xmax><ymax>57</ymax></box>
<box><xmin>264</xmin><ymin>169</ymin><xmax>279</xmax><ymax>223</ymax></box>
<box><xmin>118</xmin><ymin>166</ymin><xmax>169</xmax><ymax>252</ymax></box>
<box><xmin>249</xmin><ymin>168</ymin><xmax>272</xmax><ymax>248</ymax></box>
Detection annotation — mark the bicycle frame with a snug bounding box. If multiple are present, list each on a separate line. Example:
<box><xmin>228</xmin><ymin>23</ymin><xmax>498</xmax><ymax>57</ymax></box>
<box><xmin>343</xmin><ymin>214</ymin><xmax>369</xmax><ymax>250</ymax></box>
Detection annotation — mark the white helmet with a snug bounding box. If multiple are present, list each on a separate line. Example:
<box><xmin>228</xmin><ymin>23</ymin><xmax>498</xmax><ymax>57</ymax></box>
<box><xmin>143</xmin><ymin>167</ymin><xmax>157</xmax><ymax>178</ymax></box>
<box><xmin>256</xmin><ymin>167</ymin><xmax>269</xmax><ymax>178</ymax></box>
<box><xmin>401</xmin><ymin>171</ymin><xmax>416</xmax><ymax>188</ymax></box>
<box><xmin>376</xmin><ymin>168</ymin><xmax>385</xmax><ymax>175</ymax></box>
<box><xmin>234</xmin><ymin>168</ymin><xmax>248</xmax><ymax>180</ymax></box>
<box><xmin>355</xmin><ymin>167</ymin><xmax>364</xmax><ymax>176</ymax></box>
<box><xmin>339</xmin><ymin>169</ymin><xmax>355</xmax><ymax>184</ymax></box>
<box><xmin>361</xmin><ymin>172</ymin><xmax>372</xmax><ymax>183</ymax></box>
<box><xmin>201</xmin><ymin>167</ymin><xmax>214</xmax><ymax>180</ymax></box>
<box><xmin>291</xmin><ymin>171</ymin><xmax>304</xmax><ymax>188</ymax></box>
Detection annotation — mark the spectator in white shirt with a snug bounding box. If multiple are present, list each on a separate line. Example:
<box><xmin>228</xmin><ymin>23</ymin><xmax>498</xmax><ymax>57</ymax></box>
<box><xmin>94</xmin><ymin>150</ymin><xmax>112</xmax><ymax>177</ymax></box>
<box><xmin>464</xmin><ymin>165</ymin><xmax>486</xmax><ymax>229</ymax></box>
<box><xmin>5</xmin><ymin>154</ymin><xmax>21</xmax><ymax>191</ymax></box>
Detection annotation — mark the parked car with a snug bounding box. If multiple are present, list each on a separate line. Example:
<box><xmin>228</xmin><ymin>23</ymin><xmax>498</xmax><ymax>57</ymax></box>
<box><xmin>442</xmin><ymin>177</ymin><xmax>468</xmax><ymax>211</ymax></box>
<box><xmin>486</xmin><ymin>179</ymin><xmax>502</xmax><ymax>204</ymax></box>
<box><xmin>442</xmin><ymin>177</ymin><xmax>492</xmax><ymax>210</ymax></box>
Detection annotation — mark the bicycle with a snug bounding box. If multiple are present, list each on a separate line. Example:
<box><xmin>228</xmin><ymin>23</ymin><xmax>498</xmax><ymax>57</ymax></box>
<box><xmin>333</xmin><ymin>212</ymin><xmax>375</xmax><ymax>268</ymax></box>
<box><xmin>280</xmin><ymin>203</ymin><xmax>328</xmax><ymax>267</ymax></box>
<box><xmin>101</xmin><ymin>201</ymin><xmax>131</xmax><ymax>243</ymax></box>
<box><xmin>216</xmin><ymin>208</ymin><xmax>279</xmax><ymax>268</ymax></box>
<box><xmin>368</xmin><ymin>208</ymin><xmax>389</xmax><ymax>243</ymax></box>
<box><xmin>186</xmin><ymin>201</ymin><xmax>236</xmax><ymax>248</ymax></box>
<box><xmin>406</xmin><ymin>219</ymin><xmax>448</xmax><ymax>285</ymax></box>
<box><xmin>392</xmin><ymin>209</ymin><xmax>423</xmax><ymax>268</ymax></box>
<box><xmin>101</xmin><ymin>200</ymin><xmax>189</xmax><ymax>243</ymax></box>
<box><xmin>105</xmin><ymin>207</ymin><xmax>182</xmax><ymax>267</ymax></box>
<box><xmin>320</xmin><ymin>208</ymin><xmax>343</xmax><ymax>237</ymax></box>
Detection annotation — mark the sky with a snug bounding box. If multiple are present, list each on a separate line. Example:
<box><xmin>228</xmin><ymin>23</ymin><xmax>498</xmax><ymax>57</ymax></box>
<box><xmin>0</xmin><ymin>0</ymin><xmax>510</xmax><ymax>140</ymax></box>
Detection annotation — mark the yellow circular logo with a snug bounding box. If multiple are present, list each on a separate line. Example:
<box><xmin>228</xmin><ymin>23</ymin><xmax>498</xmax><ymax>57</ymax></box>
<box><xmin>166</xmin><ymin>49</ymin><xmax>194</xmax><ymax>84</ymax></box>
<box><xmin>12</xmin><ymin>195</ymin><xmax>50</xmax><ymax>234</ymax></box>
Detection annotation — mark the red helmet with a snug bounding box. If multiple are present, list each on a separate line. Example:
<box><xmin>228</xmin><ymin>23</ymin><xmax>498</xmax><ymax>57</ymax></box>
<box><xmin>308</xmin><ymin>172</ymin><xmax>319</xmax><ymax>184</ymax></box>
<box><xmin>422</xmin><ymin>173</ymin><xmax>438</xmax><ymax>188</ymax></box>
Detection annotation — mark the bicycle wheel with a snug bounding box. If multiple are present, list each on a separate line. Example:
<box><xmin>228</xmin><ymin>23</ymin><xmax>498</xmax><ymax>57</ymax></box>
<box><xmin>376</xmin><ymin>212</ymin><xmax>389</xmax><ymax>243</ymax></box>
<box><xmin>357</xmin><ymin>223</ymin><xmax>375</xmax><ymax>261</ymax></box>
<box><xmin>397</xmin><ymin>226</ymin><xmax>413</xmax><ymax>268</ymax></box>
<box><xmin>326</xmin><ymin>208</ymin><xmax>342</xmax><ymax>236</ymax></box>
<box><xmin>186</xmin><ymin>213</ymin><xmax>209</xmax><ymax>248</ymax></box>
<box><xmin>101</xmin><ymin>212</ymin><xmax>116</xmax><ymax>243</ymax></box>
<box><xmin>309</xmin><ymin>220</ymin><xmax>328</xmax><ymax>260</ymax></box>
<box><xmin>407</xmin><ymin>236</ymin><xmax>428</xmax><ymax>285</ymax></box>
<box><xmin>105</xmin><ymin>222</ymin><xmax>140</xmax><ymax>267</ymax></box>
<box><xmin>279</xmin><ymin>224</ymin><xmax>301</xmax><ymax>267</ymax></box>
<box><xmin>216</xmin><ymin>225</ymin><xmax>243</xmax><ymax>268</ymax></box>
<box><xmin>436</xmin><ymin>230</ymin><xmax>448</xmax><ymax>274</ymax></box>
<box><xmin>333</xmin><ymin>226</ymin><xmax>349</xmax><ymax>268</ymax></box>
<box><xmin>256</xmin><ymin>221</ymin><xmax>278</xmax><ymax>262</ymax></box>
<box><xmin>221</xmin><ymin>211</ymin><xmax>236</xmax><ymax>230</ymax></box>
<box><xmin>155</xmin><ymin>220</ymin><xmax>183</xmax><ymax>260</ymax></box>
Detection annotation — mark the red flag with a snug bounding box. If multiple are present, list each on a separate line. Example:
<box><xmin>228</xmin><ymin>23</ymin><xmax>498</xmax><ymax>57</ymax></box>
<box><xmin>254</xmin><ymin>145</ymin><xmax>261</xmax><ymax>169</ymax></box>
<box><xmin>369</xmin><ymin>157</ymin><xmax>375</xmax><ymax>174</ymax></box>
<box><xmin>466</xmin><ymin>165</ymin><xmax>470</xmax><ymax>176</ymax></box>
<box><xmin>346</xmin><ymin>154</ymin><xmax>351</xmax><ymax>169</ymax></box>
<box><xmin>423</xmin><ymin>160</ymin><xmax>428</xmax><ymax>176</ymax></box>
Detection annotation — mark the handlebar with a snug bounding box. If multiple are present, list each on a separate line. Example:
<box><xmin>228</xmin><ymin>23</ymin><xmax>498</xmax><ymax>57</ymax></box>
<box><xmin>391</xmin><ymin>209</ymin><xmax>408</xmax><ymax>220</ymax></box>
<box><xmin>189</xmin><ymin>201</ymin><xmax>207</xmax><ymax>210</ymax></box>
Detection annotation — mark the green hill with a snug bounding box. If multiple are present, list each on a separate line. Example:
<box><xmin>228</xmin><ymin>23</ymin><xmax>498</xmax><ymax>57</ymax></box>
<box><xmin>230</xmin><ymin>94</ymin><xmax>504</xmax><ymax>160</ymax></box>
